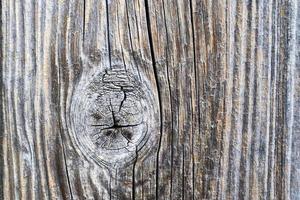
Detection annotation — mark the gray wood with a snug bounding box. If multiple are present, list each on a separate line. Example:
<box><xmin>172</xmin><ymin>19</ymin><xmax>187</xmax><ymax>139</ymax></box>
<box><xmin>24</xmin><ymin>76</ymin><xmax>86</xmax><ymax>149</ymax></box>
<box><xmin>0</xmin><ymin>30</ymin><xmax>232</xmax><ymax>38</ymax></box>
<box><xmin>1</xmin><ymin>0</ymin><xmax>299</xmax><ymax>199</ymax></box>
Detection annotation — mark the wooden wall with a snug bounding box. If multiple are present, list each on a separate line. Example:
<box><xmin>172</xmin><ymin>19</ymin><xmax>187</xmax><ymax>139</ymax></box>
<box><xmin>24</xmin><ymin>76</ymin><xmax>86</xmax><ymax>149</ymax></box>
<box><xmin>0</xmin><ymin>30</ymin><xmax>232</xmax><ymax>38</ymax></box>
<box><xmin>1</xmin><ymin>0</ymin><xmax>300</xmax><ymax>199</ymax></box>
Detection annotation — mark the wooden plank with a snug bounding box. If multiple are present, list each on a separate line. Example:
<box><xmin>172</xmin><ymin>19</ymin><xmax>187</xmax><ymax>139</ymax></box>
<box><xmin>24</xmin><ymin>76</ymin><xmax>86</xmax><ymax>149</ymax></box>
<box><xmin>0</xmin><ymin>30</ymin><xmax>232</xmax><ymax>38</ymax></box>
<box><xmin>1</xmin><ymin>0</ymin><xmax>299</xmax><ymax>199</ymax></box>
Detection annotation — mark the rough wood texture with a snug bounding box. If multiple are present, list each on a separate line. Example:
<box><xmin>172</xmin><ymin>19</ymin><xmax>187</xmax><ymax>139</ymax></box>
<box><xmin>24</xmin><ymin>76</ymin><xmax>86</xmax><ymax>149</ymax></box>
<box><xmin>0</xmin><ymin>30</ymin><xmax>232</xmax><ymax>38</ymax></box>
<box><xmin>1</xmin><ymin>0</ymin><xmax>299</xmax><ymax>199</ymax></box>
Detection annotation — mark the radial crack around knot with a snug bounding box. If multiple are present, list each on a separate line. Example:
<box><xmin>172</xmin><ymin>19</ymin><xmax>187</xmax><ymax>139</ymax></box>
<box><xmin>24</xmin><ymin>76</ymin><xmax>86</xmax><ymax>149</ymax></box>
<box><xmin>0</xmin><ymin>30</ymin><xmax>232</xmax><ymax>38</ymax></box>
<box><xmin>70</xmin><ymin>65</ymin><xmax>157</xmax><ymax>168</ymax></box>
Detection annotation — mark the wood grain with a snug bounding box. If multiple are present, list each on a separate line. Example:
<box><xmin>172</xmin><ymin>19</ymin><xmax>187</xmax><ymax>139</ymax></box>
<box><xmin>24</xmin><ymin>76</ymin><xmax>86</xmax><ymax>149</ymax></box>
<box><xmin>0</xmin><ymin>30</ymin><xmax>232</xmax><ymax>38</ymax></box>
<box><xmin>1</xmin><ymin>0</ymin><xmax>299</xmax><ymax>199</ymax></box>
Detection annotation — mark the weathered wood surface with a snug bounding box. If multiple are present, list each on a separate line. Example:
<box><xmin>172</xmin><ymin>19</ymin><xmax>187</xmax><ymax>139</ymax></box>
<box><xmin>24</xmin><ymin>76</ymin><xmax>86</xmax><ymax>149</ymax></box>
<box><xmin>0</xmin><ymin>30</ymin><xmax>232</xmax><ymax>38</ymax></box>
<box><xmin>1</xmin><ymin>0</ymin><xmax>300</xmax><ymax>199</ymax></box>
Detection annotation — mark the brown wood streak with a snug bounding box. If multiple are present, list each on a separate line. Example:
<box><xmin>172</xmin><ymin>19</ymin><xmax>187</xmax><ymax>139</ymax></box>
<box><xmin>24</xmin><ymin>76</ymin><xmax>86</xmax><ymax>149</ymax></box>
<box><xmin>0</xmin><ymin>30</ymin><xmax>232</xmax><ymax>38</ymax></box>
<box><xmin>1</xmin><ymin>0</ymin><xmax>300</xmax><ymax>200</ymax></box>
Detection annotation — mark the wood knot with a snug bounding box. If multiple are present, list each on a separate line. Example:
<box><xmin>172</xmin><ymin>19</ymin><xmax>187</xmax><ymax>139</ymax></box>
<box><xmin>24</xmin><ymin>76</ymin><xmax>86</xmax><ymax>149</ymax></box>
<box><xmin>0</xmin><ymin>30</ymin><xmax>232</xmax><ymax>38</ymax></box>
<box><xmin>70</xmin><ymin>65</ymin><xmax>157</xmax><ymax>168</ymax></box>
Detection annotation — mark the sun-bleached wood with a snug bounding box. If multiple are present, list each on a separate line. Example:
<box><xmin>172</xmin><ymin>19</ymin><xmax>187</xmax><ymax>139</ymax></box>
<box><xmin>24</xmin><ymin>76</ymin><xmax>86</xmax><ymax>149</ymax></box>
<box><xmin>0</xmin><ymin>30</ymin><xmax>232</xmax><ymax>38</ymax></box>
<box><xmin>1</xmin><ymin>0</ymin><xmax>299</xmax><ymax>199</ymax></box>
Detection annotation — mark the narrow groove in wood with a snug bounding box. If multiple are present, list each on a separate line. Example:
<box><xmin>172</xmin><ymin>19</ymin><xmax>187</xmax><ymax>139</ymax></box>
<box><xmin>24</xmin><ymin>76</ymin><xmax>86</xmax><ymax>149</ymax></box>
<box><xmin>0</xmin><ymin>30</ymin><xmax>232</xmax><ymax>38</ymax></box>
<box><xmin>0</xmin><ymin>0</ymin><xmax>3</xmax><ymax>196</ymax></box>
<box><xmin>143</xmin><ymin>1</ymin><xmax>163</xmax><ymax>199</ymax></box>
<box><xmin>188</xmin><ymin>1</ymin><xmax>196</xmax><ymax>200</ymax></box>
<box><xmin>82</xmin><ymin>0</ymin><xmax>85</xmax><ymax>42</ymax></box>
<box><xmin>106</xmin><ymin>0</ymin><xmax>112</xmax><ymax>68</ymax></box>
<box><xmin>132</xmin><ymin>149</ymin><xmax>138</xmax><ymax>200</ymax></box>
